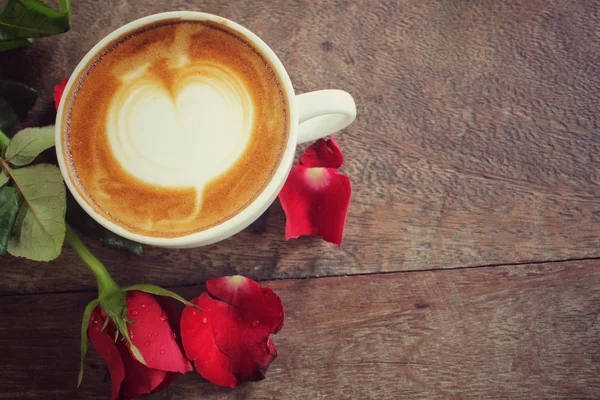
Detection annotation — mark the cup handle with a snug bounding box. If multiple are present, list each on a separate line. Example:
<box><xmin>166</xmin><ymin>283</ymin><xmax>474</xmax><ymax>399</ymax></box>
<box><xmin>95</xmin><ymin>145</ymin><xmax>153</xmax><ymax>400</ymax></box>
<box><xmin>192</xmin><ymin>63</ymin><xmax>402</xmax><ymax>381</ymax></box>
<box><xmin>295</xmin><ymin>89</ymin><xmax>356</xmax><ymax>144</ymax></box>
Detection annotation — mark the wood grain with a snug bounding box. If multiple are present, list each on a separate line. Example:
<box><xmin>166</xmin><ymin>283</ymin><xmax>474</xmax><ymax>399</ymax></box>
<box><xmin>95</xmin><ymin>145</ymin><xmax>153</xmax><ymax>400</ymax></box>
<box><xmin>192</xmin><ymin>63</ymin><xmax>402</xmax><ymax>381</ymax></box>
<box><xmin>1</xmin><ymin>261</ymin><xmax>599</xmax><ymax>399</ymax></box>
<box><xmin>2</xmin><ymin>0</ymin><xmax>600</xmax><ymax>294</ymax></box>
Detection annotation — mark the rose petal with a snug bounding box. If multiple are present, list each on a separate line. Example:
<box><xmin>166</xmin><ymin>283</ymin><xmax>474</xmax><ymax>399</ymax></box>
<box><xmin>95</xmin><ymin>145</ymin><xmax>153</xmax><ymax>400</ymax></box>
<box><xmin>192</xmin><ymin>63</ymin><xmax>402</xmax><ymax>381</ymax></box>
<box><xmin>181</xmin><ymin>294</ymin><xmax>238</xmax><ymax>387</ymax></box>
<box><xmin>116</xmin><ymin>341</ymin><xmax>172</xmax><ymax>400</ymax></box>
<box><xmin>126</xmin><ymin>291</ymin><xmax>192</xmax><ymax>374</ymax></box>
<box><xmin>181</xmin><ymin>294</ymin><xmax>277</xmax><ymax>387</ymax></box>
<box><xmin>155</xmin><ymin>297</ymin><xmax>181</xmax><ymax>331</ymax></box>
<box><xmin>278</xmin><ymin>167</ymin><xmax>352</xmax><ymax>246</ymax></box>
<box><xmin>298</xmin><ymin>138</ymin><xmax>344</xmax><ymax>168</ymax></box>
<box><xmin>88</xmin><ymin>309</ymin><xmax>125</xmax><ymax>400</ymax></box>
<box><xmin>208</xmin><ymin>275</ymin><xmax>284</xmax><ymax>333</ymax></box>
<box><xmin>53</xmin><ymin>78</ymin><xmax>68</xmax><ymax>111</ymax></box>
<box><xmin>155</xmin><ymin>297</ymin><xmax>184</xmax><ymax>346</ymax></box>
<box><xmin>153</xmin><ymin>371</ymin><xmax>180</xmax><ymax>393</ymax></box>
<box><xmin>181</xmin><ymin>277</ymin><xmax>284</xmax><ymax>388</ymax></box>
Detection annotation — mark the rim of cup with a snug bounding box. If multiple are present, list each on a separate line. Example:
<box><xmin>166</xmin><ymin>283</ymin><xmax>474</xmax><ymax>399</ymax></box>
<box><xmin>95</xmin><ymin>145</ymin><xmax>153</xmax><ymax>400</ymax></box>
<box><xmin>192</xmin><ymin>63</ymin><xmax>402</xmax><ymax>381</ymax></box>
<box><xmin>55</xmin><ymin>11</ymin><xmax>298</xmax><ymax>248</ymax></box>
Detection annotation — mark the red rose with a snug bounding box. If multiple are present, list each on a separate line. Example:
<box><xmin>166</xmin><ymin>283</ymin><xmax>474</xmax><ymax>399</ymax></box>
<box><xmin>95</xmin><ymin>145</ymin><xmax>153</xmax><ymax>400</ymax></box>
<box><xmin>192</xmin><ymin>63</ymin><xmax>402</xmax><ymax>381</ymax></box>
<box><xmin>88</xmin><ymin>291</ymin><xmax>192</xmax><ymax>400</ymax></box>
<box><xmin>180</xmin><ymin>276</ymin><xmax>284</xmax><ymax>388</ymax></box>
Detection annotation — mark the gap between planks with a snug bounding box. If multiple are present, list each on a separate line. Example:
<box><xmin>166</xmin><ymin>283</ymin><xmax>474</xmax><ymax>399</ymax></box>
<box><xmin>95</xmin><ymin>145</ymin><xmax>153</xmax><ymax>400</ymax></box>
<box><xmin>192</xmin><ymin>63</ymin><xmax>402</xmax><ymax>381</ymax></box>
<box><xmin>2</xmin><ymin>255</ymin><xmax>599</xmax><ymax>298</ymax></box>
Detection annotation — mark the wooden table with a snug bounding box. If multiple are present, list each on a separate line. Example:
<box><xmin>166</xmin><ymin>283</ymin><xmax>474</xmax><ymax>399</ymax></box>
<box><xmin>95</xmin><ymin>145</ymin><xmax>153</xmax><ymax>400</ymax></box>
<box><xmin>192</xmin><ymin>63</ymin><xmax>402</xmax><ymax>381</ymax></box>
<box><xmin>2</xmin><ymin>1</ymin><xmax>600</xmax><ymax>399</ymax></box>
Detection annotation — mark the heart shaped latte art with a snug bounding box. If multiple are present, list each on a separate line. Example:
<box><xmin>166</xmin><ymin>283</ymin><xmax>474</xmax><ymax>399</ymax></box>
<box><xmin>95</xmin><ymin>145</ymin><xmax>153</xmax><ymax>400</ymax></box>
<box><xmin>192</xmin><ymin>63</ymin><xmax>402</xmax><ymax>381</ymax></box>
<box><xmin>107</xmin><ymin>63</ymin><xmax>254</xmax><ymax>203</ymax></box>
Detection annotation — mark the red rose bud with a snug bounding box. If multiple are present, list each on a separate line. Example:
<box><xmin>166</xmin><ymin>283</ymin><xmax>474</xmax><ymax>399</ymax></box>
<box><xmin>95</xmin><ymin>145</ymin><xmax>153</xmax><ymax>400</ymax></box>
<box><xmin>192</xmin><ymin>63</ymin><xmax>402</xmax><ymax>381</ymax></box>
<box><xmin>68</xmin><ymin>227</ymin><xmax>194</xmax><ymax>399</ymax></box>
<box><xmin>53</xmin><ymin>78</ymin><xmax>68</xmax><ymax>111</ymax></box>
<box><xmin>280</xmin><ymin>138</ymin><xmax>352</xmax><ymax>246</ymax></box>
<box><xmin>180</xmin><ymin>276</ymin><xmax>284</xmax><ymax>388</ymax></box>
<box><xmin>88</xmin><ymin>292</ymin><xmax>191</xmax><ymax>400</ymax></box>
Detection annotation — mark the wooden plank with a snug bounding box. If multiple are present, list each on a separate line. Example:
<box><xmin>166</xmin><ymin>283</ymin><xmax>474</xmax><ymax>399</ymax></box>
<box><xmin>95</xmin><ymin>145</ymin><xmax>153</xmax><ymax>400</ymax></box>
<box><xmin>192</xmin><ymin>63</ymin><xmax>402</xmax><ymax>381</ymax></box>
<box><xmin>3</xmin><ymin>0</ymin><xmax>600</xmax><ymax>294</ymax></box>
<box><xmin>1</xmin><ymin>261</ymin><xmax>599</xmax><ymax>399</ymax></box>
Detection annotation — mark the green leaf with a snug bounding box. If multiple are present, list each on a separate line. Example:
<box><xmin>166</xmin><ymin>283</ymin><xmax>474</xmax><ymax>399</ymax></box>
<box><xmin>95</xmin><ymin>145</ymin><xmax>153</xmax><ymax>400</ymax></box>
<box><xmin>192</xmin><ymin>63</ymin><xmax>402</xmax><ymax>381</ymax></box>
<box><xmin>0</xmin><ymin>186</ymin><xmax>19</xmax><ymax>255</ymax></box>
<box><xmin>0</xmin><ymin>0</ymin><xmax>72</xmax><ymax>40</ymax></box>
<box><xmin>0</xmin><ymin>130</ymin><xmax>10</xmax><ymax>153</ymax></box>
<box><xmin>0</xmin><ymin>96</ymin><xmax>18</xmax><ymax>131</ymax></box>
<box><xmin>66</xmin><ymin>193</ymin><xmax>143</xmax><ymax>256</ymax></box>
<box><xmin>0</xmin><ymin>80</ymin><xmax>38</xmax><ymax>130</ymax></box>
<box><xmin>0</xmin><ymin>80</ymin><xmax>39</xmax><ymax>121</ymax></box>
<box><xmin>0</xmin><ymin>169</ymin><xmax>8</xmax><ymax>188</ymax></box>
<box><xmin>78</xmin><ymin>298</ymin><xmax>98</xmax><ymax>388</ymax></box>
<box><xmin>7</xmin><ymin>163</ymin><xmax>66</xmax><ymax>261</ymax></box>
<box><xmin>0</xmin><ymin>36</ymin><xmax>32</xmax><ymax>52</ymax></box>
<box><xmin>5</xmin><ymin>125</ymin><xmax>55</xmax><ymax>166</ymax></box>
<box><xmin>123</xmin><ymin>283</ymin><xmax>200</xmax><ymax>309</ymax></box>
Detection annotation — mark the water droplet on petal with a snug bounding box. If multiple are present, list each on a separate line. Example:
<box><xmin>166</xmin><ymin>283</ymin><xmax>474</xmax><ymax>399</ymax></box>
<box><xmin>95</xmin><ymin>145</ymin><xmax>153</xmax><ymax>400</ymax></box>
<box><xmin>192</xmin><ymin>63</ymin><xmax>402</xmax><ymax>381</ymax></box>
<box><xmin>131</xmin><ymin>310</ymin><xmax>139</xmax><ymax>316</ymax></box>
<box><xmin>147</xmin><ymin>333</ymin><xmax>152</xmax><ymax>338</ymax></box>
<box><xmin>160</xmin><ymin>315</ymin><xmax>166</xmax><ymax>322</ymax></box>
<box><xmin>93</xmin><ymin>319</ymin><xmax>99</xmax><ymax>324</ymax></box>
<box><xmin>94</xmin><ymin>327</ymin><xmax>100</xmax><ymax>332</ymax></box>
<box><xmin>160</xmin><ymin>349</ymin><xmax>165</xmax><ymax>354</ymax></box>
<box><xmin>202</xmin><ymin>317</ymin><xmax>207</xmax><ymax>324</ymax></box>
<box><xmin>252</xmin><ymin>320</ymin><xmax>259</xmax><ymax>327</ymax></box>
<box><xmin>172</xmin><ymin>332</ymin><xmax>177</xmax><ymax>339</ymax></box>
<box><xmin>279</xmin><ymin>312</ymin><xmax>283</xmax><ymax>317</ymax></box>
<box><xmin>154</xmin><ymin>332</ymin><xmax>159</xmax><ymax>337</ymax></box>
<box><xmin>146</xmin><ymin>307</ymin><xmax>151</xmax><ymax>312</ymax></box>
<box><xmin>145</xmin><ymin>341</ymin><xmax>150</xmax><ymax>347</ymax></box>
<box><xmin>192</xmin><ymin>311</ymin><xmax>196</xmax><ymax>316</ymax></box>
<box><xmin>141</xmin><ymin>304</ymin><xmax>146</xmax><ymax>308</ymax></box>
<box><xmin>129</xmin><ymin>332</ymin><xmax>134</xmax><ymax>339</ymax></box>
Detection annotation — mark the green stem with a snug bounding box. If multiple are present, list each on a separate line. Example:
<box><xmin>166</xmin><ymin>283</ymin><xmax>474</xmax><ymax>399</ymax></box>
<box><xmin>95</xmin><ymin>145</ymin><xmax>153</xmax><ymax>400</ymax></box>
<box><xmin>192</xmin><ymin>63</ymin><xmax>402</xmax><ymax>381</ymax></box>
<box><xmin>0</xmin><ymin>129</ymin><xmax>9</xmax><ymax>152</ymax></box>
<box><xmin>65</xmin><ymin>225</ymin><xmax>119</xmax><ymax>298</ymax></box>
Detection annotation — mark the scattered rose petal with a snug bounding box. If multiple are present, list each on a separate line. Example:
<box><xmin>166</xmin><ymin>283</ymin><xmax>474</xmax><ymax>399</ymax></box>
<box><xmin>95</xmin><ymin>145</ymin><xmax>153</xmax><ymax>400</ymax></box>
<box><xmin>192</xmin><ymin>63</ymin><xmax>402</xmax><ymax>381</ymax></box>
<box><xmin>180</xmin><ymin>276</ymin><xmax>284</xmax><ymax>388</ymax></box>
<box><xmin>298</xmin><ymin>138</ymin><xmax>344</xmax><ymax>168</ymax></box>
<box><xmin>279</xmin><ymin>166</ymin><xmax>352</xmax><ymax>246</ymax></box>
<box><xmin>280</xmin><ymin>137</ymin><xmax>352</xmax><ymax>245</ymax></box>
<box><xmin>53</xmin><ymin>78</ymin><xmax>68</xmax><ymax>111</ymax></box>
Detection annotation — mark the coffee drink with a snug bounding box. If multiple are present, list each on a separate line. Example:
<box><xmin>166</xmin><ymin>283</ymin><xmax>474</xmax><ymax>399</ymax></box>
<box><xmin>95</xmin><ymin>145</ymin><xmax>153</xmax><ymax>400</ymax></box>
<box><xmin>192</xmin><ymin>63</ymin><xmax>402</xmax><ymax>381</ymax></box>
<box><xmin>61</xmin><ymin>20</ymin><xmax>289</xmax><ymax>237</ymax></box>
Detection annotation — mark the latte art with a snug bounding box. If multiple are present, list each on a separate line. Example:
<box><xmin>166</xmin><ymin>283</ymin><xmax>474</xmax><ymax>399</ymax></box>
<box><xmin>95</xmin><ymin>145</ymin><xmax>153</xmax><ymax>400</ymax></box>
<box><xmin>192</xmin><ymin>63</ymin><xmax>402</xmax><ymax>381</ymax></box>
<box><xmin>62</xmin><ymin>20</ymin><xmax>288</xmax><ymax>237</ymax></box>
<box><xmin>108</xmin><ymin>63</ymin><xmax>254</xmax><ymax>195</ymax></box>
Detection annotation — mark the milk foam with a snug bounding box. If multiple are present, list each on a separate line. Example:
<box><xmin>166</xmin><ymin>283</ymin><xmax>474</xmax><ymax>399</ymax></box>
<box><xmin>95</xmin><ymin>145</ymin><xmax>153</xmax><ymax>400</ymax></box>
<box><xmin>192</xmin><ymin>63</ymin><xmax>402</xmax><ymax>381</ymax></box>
<box><xmin>107</xmin><ymin>61</ymin><xmax>254</xmax><ymax>201</ymax></box>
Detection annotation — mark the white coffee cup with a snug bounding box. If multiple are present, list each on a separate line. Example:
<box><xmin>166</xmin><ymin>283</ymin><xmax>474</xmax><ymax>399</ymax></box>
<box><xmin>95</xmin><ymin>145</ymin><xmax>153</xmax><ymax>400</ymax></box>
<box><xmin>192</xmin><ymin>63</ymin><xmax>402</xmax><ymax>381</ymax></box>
<box><xmin>56</xmin><ymin>11</ymin><xmax>356</xmax><ymax>248</ymax></box>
